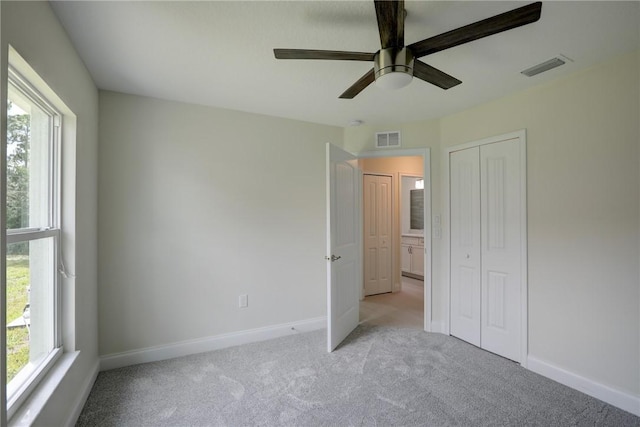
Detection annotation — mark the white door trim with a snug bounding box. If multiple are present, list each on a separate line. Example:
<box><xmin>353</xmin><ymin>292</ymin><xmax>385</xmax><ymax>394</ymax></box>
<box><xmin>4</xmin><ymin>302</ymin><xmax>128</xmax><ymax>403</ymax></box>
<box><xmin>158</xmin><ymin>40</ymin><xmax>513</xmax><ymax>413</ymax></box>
<box><xmin>443</xmin><ymin>130</ymin><xmax>528</xmax><ymax>366</ymax></box>
<box><xmin>355</xmin><ymin>148</ymin><xmax>432</xmax><ymax>333</ymax></box>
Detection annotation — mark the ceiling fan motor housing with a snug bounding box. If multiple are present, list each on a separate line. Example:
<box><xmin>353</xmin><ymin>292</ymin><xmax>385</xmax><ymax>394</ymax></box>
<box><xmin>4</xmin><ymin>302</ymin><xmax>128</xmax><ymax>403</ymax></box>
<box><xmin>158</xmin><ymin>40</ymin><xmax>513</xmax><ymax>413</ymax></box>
<box><xmin>374</xmin><ymin>47</ymin><xmax>414</xmax><ymax>89</ymax></box>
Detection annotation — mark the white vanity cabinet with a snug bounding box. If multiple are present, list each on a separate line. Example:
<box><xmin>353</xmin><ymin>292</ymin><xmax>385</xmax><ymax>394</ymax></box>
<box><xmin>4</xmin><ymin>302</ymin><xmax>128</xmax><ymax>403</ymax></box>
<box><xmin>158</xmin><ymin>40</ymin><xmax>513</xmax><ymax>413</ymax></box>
<box><xmin>401</xmin><ymin>235</ymin><xmax>424</xmax><ymax>279</ymax></box>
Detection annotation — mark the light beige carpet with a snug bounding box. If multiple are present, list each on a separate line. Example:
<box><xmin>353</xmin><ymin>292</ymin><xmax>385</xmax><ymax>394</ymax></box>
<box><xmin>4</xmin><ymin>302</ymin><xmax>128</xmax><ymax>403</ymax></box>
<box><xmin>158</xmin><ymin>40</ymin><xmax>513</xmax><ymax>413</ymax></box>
<box><xmin>360</xmin><ymin>277</ymin><xmax>424</xmax><ymax>329</ymax></box>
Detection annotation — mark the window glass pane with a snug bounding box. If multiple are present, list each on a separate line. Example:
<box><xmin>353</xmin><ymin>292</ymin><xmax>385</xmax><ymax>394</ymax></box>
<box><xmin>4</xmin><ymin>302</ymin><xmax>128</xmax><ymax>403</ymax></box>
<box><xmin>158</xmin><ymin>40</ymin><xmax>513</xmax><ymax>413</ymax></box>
<box><xmin>7</xmin><ymin>83</ymin><xmax>53</xmax><ymax>230</ymax></box>
<box><xmin>6</xmin><ymin>237</ymin><xmax>56</xmax><ymax>392</ymax></box>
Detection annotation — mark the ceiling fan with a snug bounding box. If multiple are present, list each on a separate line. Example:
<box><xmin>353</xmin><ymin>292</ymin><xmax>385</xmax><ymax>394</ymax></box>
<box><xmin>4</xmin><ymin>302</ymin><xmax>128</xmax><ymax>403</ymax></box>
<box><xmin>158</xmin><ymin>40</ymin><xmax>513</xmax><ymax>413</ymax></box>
<box><xmin>274</xmin><ymin>1</ymin><xmax>542</xmax><ymax>99</ymax></box>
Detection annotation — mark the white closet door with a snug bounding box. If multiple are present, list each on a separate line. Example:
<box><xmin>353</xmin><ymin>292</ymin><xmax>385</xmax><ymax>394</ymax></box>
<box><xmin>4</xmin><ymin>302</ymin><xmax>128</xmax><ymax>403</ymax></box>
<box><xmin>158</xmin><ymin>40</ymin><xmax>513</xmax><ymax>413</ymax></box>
<box><xmin>364</xmin><ymin>174</ymin><xmax>392</xmax><ymax>296</ymax></box>
<box><xmin>480</xmin><ymin>139</ymin><xmax>522</xmax><ymax>362</ymax></box>
<box><xmin>449</xmin><ymin>147</ymin><xmax>481</xmax><ymax>347</ymax></box>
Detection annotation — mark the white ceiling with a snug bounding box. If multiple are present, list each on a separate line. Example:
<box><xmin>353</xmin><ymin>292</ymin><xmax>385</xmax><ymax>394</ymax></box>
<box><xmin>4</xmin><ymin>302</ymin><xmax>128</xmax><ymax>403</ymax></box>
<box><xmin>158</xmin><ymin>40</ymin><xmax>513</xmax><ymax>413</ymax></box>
<box><xmin>50</xmin><ymin>1</ymin><xmax>640</xmax><ymax>127</ymax></box>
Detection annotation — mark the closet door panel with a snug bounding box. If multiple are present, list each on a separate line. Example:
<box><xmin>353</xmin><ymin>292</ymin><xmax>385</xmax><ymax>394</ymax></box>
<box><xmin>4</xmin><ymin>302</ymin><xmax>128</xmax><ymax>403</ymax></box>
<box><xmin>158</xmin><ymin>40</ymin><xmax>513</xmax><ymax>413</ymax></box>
<box><xmin>480</xmin><ymin>139</ymin><xmax>522</xmax><ymax>362</ymax></box>
<box><xmin>449</xmin><ymin>147</ymin><xmax>481</xmax><ymax>347</ymax></box>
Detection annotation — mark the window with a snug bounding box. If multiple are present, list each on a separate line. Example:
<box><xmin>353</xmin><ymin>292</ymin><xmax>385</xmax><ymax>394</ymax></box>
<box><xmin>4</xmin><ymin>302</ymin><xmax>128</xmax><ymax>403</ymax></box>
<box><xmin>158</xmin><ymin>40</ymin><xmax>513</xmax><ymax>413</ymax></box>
<box><xmin>5</xmin><ymin>68</ymin><xmax>61</xmax><ymax>412</ymax></box>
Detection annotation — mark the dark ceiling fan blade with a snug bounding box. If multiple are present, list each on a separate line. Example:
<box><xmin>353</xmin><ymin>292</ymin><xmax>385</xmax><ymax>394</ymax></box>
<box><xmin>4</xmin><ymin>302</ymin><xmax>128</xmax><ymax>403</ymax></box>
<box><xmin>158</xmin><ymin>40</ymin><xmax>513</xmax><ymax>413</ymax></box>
<box><xmin>409</xmin><ymin>2</ymin><xmax>542</xmax><ymax>58</ymax></box>
<box><xmin>339</xmin><ymin>69</ymin><xmax>376</xmax><ymax>99</ymax></box>
<box><xmin>413</xmin><ymin>60</ymin><xmax>461</xmax><ymax>90</ymax></box>
<box><xmin>374</xmin><ymin>0</ymin><xmax>404</xmax><ymax>49</ymax></box>
<box><xmin>274</xmin><ymin>49</ymin><xmax>375</xmax><ymax>61</ymax></box>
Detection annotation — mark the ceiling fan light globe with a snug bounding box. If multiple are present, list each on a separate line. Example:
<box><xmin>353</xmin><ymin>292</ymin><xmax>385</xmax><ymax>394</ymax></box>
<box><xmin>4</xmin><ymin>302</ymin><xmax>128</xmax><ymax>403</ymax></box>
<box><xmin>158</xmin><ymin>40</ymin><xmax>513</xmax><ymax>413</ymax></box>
<box><xmin>375</xmin><ymin>71</ymin><xmax>413</xmax><ymax>90</ymax></box>
<box><xmin>374</xmin><ymin>47</ymin><xmax>414</xmax><ymax>91</ymax></box>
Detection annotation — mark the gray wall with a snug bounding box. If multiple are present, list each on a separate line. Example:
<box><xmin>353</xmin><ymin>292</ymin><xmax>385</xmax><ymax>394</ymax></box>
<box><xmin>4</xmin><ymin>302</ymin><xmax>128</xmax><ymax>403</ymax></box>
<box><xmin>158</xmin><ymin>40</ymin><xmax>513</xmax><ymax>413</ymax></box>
<box><xmin>98</xmin><ymin>91</ymin><xmax>342</xmax><ymax>355</ymax></box>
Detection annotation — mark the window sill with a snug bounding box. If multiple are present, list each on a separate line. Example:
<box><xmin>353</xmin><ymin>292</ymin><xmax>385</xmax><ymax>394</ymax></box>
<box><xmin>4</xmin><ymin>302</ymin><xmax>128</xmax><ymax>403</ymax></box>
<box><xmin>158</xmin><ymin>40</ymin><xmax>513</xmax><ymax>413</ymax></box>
<box><xmin>9</xmin><ymin>351</ymin><xmax>80</xmax><ymax>427</ymax></box>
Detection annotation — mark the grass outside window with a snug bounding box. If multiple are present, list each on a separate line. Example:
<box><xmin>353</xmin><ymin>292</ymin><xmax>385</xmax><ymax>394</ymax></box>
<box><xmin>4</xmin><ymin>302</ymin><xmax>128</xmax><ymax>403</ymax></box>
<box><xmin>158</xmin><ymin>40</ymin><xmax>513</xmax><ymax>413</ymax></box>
<box><xmin>7</xmin><ymin>255</ymin><xmax>30</xmax><ymax>382</ymax></box>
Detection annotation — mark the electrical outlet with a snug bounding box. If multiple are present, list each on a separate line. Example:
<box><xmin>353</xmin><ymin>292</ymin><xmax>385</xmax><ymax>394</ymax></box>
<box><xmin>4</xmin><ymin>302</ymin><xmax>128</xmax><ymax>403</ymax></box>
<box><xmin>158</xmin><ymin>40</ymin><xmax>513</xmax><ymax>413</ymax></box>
<box><xmin>239</xmin><ymin>294</ymin><xmax>248</xmax><ymax>308</ymax></box>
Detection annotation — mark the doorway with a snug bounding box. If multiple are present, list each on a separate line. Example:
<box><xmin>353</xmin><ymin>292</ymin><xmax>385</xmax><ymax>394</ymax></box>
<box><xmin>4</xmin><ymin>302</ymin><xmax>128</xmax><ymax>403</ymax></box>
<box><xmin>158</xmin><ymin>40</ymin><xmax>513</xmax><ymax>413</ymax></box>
<box><xmin>326</xmin><ymin>146</ymin><xmax>433</xmax><ymax>353</ymax></box>
<box><xmin>357</xmin><ymin>149</ymin><xmax>431</xmax><ymax>332</ymax></box>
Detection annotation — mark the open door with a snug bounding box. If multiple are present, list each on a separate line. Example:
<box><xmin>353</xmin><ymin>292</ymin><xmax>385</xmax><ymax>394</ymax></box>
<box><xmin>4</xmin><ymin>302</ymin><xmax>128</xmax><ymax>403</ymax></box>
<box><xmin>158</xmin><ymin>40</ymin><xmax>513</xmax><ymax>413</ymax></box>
<box><xmin>326</xmin><ymin>143</ymin><xmax>361</xmax><ymax>352</ymax></box>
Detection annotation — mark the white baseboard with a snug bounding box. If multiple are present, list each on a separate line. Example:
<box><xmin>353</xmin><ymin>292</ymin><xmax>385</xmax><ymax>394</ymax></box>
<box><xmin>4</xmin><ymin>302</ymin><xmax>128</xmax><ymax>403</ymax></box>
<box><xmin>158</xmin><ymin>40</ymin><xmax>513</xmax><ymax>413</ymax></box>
<box><xmin>429</xmin><ymin>320</ymin><xmax>446</xmax><ymax>334</ymax></box>
<box><xmin>527</xmin><ymin>355</ymin><xmax>640</xmax><ymax>416</ymax></box>
<box><xmin>100</xmin><ymin>316</ymin><xmax>327</xmax><ymax>371</ymax></box>
<box><xmin>65</xmin><ymin>359</ymin><xmax>99</xmax><ymax>427</ymax></box>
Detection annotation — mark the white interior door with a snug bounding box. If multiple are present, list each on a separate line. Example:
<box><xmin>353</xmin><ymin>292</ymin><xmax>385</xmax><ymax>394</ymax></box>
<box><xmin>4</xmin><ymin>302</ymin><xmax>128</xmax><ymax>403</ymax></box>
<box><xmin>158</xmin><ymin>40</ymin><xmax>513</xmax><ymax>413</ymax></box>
<box><xmin>326</xmin><ymin>143</ymin><xmax>361</xmax><ymax>352</ymax></box>
<box><xmin>449</xmin><ymin>147</ymin><xmax>481</xmax><ymax>347</ymax></box>
<box><xmin>364</xmin><ymin>174</ymin><xmax>392</xmax><ymax>296</ymax></box>
<box><xmin>480</xmin><ymin>139</ymin><xmax>523</xmax><ymax>362</ymax></box>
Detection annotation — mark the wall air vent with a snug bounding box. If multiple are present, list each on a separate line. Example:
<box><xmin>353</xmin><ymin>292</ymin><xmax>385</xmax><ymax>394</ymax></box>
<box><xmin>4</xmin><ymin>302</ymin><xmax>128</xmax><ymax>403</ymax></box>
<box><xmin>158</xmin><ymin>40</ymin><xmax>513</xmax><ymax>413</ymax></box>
<box><xmin>521</xmin><ymin>56</ymin><xmax>571</xmax><ymax>77</ymax></box>
<box><xmin>375</xmin><ymin>131</ymin><xmax>401</xmax><ymax>148</ymax></box>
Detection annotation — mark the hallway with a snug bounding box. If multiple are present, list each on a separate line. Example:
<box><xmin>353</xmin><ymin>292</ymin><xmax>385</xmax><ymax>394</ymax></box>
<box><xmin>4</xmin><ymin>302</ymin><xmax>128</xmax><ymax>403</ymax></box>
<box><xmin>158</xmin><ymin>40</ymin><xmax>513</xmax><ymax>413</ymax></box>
<box><xmin>359</xmin><ymin>276</ymin><xmax>424</xmax><ymax>329</ymax></box>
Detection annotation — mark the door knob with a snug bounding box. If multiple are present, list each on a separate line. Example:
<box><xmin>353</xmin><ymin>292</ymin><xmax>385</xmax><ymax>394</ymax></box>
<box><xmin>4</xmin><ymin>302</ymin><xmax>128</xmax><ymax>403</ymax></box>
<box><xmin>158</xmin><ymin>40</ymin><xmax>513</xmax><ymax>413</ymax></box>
<box><xmin>325</xmin><ymin>255</ymin><xmax>342</xmax><ymax>262</ymax></box>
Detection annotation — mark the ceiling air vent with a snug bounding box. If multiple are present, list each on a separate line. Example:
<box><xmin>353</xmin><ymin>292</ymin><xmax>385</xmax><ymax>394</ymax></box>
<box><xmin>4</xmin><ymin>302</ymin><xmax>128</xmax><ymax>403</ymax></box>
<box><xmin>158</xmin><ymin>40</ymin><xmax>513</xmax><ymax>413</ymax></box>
<box><xmin>521</xmin><ymin>55</ymin><xmax>572</xmax><ymax>77</ymax></box>
<box><xmin>376</xmin><ymin>131</ymin><xmax>401</xmax><ymax>148</ymax></box>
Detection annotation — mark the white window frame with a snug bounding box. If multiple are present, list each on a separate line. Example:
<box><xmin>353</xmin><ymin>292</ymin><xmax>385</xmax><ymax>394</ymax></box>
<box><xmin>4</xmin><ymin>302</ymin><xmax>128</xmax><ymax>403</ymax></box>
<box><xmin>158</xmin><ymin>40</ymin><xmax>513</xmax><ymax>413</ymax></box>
<box><xmin>5</xmin><ymin>67</ymin><xmax>62</xmax><ymax>417</ymax></box>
